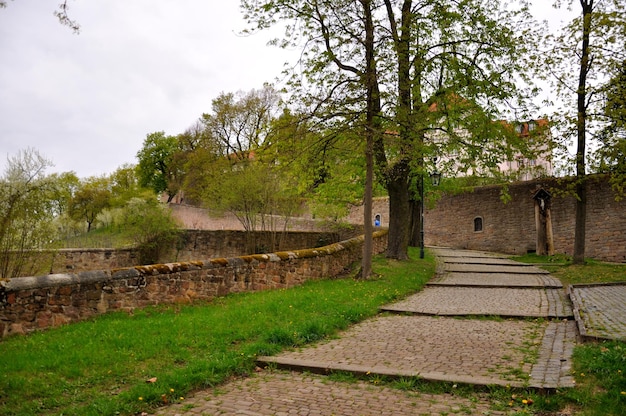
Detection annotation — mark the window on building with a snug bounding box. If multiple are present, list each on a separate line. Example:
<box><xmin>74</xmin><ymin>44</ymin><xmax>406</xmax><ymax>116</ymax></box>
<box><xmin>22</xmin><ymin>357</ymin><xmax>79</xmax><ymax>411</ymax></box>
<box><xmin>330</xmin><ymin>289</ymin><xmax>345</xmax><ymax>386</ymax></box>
<box><xmin>528</xmin><ymin>120</ymin><xmax>537</xmax><ymax>131</ymax></box>
<box><xmin>474</xmin><ymin>217</ymin><xmax>483</xmax><ymax>232</ymax></box>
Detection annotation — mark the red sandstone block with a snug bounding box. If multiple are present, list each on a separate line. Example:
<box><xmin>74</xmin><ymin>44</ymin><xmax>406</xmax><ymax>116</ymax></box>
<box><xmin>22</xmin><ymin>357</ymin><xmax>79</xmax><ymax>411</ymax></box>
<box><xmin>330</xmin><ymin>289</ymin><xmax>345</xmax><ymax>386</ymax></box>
<box><xmin>37</xmin><ymin>312</ymin><xmax>51</xmax><ymax>328</ymax></box>
<box><xmin>8</xmin><ymin>323</ymin><xmax>24</xmax><ymax>335</ymax></box>
<box><xmin>6</xmin><ymin>292</ymin><xmax>16</xmax><ymax>305</ymax></box>
<box><xmin>57</xmin><ymin>285</ymin><xmax>73</xmax><ymax>296</ymax></box>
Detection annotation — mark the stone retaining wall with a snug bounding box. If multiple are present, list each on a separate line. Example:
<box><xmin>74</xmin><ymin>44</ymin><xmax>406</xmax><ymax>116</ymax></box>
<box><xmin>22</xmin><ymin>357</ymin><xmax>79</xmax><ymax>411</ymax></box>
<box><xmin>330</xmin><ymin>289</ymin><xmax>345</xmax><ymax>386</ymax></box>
<box><xmin>24</xmin><ymin>230</ymin><xmax>345</xmax><ymax>277</ymax></box>
<box><xmin>424</xmin><ymin>175</ymin><xmax>626</xmax><ymax>262</ymax></box>
<box><xmin>0</xmin><ymin>231</ymin><xmax>387</xmax><ymax>339</ymax></box>
<box><xmin>347</xmin><ymin>175</ymin><xmax>625</xmax><ymax>263</ymax></box>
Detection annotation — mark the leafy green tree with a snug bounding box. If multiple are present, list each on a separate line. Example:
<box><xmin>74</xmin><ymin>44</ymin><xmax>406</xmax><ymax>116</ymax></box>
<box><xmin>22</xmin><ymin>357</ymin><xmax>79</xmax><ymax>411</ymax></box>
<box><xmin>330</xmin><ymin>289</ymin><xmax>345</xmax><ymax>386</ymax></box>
<box><xmin>136</xmin><ymin>131</ymin><xmax>180</xmax><ymax>202</ymax></box>
<box><xmin>545</xmin><ymin>0</ymin><xmax>626</xmax><ymax>263</ymax></box>
<box><xmin>267</xmin><ymin>110</ymin><xmax>384</xmax><ymax>216</ymax></box>
<box><xmin>108</xmin><ymin>163</ymin><xmax>153</xmax><ymax>207</ymax></box>
<box><xmin>118</xmin><ymin>198</ymin><xmax>181</xmax><ymax>265</ymax></box>
<box><xmin>242</xmin><ymin>0</ymin><xmax>540</xmax><ymax>261</ymax></box>
<box><xmin>46</xmin><ymin>171</ymin><xmax>80</xmax><ymax>217</ymax></box>
<box><xmin>68</xmin><ymin>176</ymin><xmax>111</xmax><ymax>232</ymax></box>
<box><xmin>0</xmin><ymin>149</ymin><xmax>58</xmax><ymax>280</ymax></box>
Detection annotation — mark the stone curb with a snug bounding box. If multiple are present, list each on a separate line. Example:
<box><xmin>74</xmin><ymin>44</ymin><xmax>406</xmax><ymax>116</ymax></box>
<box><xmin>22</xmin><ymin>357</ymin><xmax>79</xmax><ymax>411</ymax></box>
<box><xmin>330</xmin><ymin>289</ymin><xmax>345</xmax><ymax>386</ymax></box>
<box><xmin>256</xmin><ymin>357</ymin><xmax>530</xmax><ymax>389</ymax></box>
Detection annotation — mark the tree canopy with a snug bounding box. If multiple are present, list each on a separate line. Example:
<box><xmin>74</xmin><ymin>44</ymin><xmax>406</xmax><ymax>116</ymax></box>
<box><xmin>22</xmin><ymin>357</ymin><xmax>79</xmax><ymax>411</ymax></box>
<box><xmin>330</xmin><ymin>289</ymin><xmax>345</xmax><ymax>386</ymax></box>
<box><xmin>242</xmin><ymin>0</ymin><xmax>544</xmax><ymax>260</ymax></box>
<box><xmin>136</xmin><ymin>131</ymin><xmax>181</xmax><ymax>203</ymax></box>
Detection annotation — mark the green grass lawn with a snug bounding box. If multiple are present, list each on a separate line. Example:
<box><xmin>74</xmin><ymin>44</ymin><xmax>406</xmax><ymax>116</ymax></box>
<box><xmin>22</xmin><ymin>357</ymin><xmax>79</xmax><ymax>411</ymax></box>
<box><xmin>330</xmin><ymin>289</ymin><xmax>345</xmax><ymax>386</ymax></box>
<box><xmin>0</xmin><ymin>248</ymin><xmax>435</xmax><ymax>416</ymax></box>
<box><xmin>512</xmin><ymin>252</ymin><xmax>626</xmax><ymax>286</ymax></box>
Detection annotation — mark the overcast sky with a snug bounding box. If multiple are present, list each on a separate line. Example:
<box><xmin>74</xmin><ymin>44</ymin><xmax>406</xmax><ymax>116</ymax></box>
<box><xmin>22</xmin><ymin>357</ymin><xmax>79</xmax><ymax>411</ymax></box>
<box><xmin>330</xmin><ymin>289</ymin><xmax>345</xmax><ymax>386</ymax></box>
<box><xmin>0</xmin><ymin>0</ymin><xmax>294</xmax><ymax>178</ymax></box>
<box><xmin>1</xmin><ymin>1</ymin><xmax>573</xmax><ymax>178</ymax></box>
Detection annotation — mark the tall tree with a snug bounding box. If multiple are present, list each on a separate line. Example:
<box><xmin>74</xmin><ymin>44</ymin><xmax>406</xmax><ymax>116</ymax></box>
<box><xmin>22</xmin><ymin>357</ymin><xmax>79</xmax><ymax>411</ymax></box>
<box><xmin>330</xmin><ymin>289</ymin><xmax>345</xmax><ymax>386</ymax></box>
<box><xmin>181</xmin><ymin>88</ymin><xmax>302</xmax><ymax>248</ymax></box>
<box><xmin>545</xmin><ymin>0</ymin><xmax>626</xmax><ymax>264</ymax></box>
<box><xmin>243</xmin><ymin>0</ymin><xmax>383</xmax><ymax>274</ymax></box>
<box><xmin>242</xmin><ymin>0</ymin><xmax>540</xmax><ymax>260</ymax></box>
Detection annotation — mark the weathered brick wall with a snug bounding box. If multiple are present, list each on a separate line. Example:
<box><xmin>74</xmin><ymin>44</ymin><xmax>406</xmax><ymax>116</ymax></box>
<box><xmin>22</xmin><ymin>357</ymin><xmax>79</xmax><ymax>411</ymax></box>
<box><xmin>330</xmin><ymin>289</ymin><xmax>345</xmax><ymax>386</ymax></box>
<box><xmin>46</xmin><ymin>248</ymin><xmax>139</xmax><ymax>274</ymax></box>
<box><xmin>424</xmin><ymin>175</ymin><xmax>626</xmax><ymax>262</ymax></box>
<box><xmin>0</xmin><ymin>231</ymin><xmax>387</xmax><ymax>339</ymax></box>
<box><xmin>174</xmin><ymin>230</ymin><xmax>344</xmax><ymax>263</ymax></box>
<box><xmin>345</xmin><ymin>197</ymin><xmax>391</xmax><ymax>227</ymax></box>
<box><xmin>31</xmin><ymin>231</ymin><xmax>347</xmax><ymax>276</ymax></box>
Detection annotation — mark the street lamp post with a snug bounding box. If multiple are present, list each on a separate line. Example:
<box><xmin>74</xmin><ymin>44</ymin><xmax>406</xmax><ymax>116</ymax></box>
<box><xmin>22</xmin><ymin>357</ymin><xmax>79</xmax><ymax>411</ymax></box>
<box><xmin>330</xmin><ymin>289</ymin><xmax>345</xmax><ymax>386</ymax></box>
<box><xmin>420</xmin><ymin>166</ymin><xmax>441</xmax><ymax>259</ymax></box>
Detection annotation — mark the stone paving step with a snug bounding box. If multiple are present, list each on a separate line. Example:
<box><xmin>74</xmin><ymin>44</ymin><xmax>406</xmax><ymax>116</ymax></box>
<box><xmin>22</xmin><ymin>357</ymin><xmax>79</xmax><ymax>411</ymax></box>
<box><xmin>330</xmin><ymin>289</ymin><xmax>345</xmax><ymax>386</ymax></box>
<box><xmin>441</xmin><ymin>256</ymin><xmax>532</xmax><ymax>266</ymax></box>
<box><xmin>428</xmin><ymin>272</ymin><xmax>563</xmax><ymax>288</ymax></box>
<box><xmin>155</xmin><ymin>370</ymin><xmax>513</xmax><ymax>416</ymax></box>
<box><xmin>443</xmin><ymin>263</ymin><xmax>550</xmax><ymax>274</ymax></box>
<box><xmin>432</xmin><ymin>248</ymin><xmax>508</xmax><ymax>258</ymax></box>
<box><xmin>257</xmin><ymin>315</ymin><xmax>575</xmax><ymax>390</ymax></box>
<box><xmin>569</xmin><ymin>282</ymin><xmax>626</xmax><ymax>341</ymax></box>
<box><xmin>381</xmin><ymin>286</ymin><xmax>574</xmax><ymax>319</ymax></box>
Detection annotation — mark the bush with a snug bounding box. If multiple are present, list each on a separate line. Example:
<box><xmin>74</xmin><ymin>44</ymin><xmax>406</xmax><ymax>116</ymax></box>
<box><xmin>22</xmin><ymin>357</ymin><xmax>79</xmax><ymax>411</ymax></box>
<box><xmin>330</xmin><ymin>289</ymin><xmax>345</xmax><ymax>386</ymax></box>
<box><xmin>119</xmin><ymin>198</ymin><xmax>181</xmax><ymax>265</ymax></box>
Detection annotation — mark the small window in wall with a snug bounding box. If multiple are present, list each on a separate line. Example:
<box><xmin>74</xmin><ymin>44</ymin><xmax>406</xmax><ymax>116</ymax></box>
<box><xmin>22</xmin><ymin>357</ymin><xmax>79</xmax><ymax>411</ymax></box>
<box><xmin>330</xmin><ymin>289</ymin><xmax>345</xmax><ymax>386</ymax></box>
<box><xmin>474</xmin><ymin>217</ymin><xmax>483</xmax><ymax>232</ymax></box>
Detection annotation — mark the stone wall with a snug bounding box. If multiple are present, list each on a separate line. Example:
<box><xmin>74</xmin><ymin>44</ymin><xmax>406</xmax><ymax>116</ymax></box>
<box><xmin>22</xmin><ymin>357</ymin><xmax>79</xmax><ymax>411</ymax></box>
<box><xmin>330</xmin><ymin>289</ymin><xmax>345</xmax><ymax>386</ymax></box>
<box><xmin>424</xmin><ymin>175</ymin><xmax>626</xmax><ymax>262</ymax></box>
<box><xmin>0</xmin><ymin>231</ymin><xmax>388</xmax><ymax>339</ymax></box>
<box><xmin>30</xmin><ymin>230</ymin><xmax>345</xmax><ymax>276</ymax></box>
<box><xmin>44</xmin><ymin>248</ymin><xmax>139</xmax><ymax>275</ymax></box>
<box><xmin>345</xmin><ymin>197</ymin><xmax>391</xmax><ymax>227</ymax></box>
<box><xmin>174</xmin><ymin>230</ymin><xmax>344</xmax><ymax>263</ymax></box>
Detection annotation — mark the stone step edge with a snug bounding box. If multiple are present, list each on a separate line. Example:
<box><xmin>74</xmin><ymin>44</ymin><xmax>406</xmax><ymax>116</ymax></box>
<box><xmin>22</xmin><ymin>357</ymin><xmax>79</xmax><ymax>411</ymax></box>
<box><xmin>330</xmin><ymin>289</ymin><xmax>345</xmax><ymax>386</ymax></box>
<box><xmin>378</xmin><ymin>308</ymin><xmax>575</xmax><ymax>321</ymax></box>
<box><xmin>426</xmin><ymin>282</ymin><xmax>563</xmax><ymax>289</ymax></box>
<box><xmin>255</xmin><ymin>357</ymin><xmax>567</xmax><ymax>391</ymax></box>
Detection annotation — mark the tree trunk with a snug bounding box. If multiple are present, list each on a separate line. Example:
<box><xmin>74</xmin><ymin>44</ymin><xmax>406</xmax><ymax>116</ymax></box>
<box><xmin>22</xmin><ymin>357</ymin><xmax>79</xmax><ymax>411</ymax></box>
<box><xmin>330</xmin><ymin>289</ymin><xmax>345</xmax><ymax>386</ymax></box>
<box><xmin>573</xmin><ymin>179</ymin><xmax>587</xmax><ymax>263</ymax></box>
<box><xmin>408</xmin><ymin>197</ymin><xmax>421</xmax><ymax>247</ymax></box>
<box><xmin>381</xmin><ymin>0</ymin><xmax>413</xmax><ymax>260</ymax></box>
<box><xmin>386</xmin><ymin>167</ymin><xmax>411</xmax><ymax>260</ymax></box>
<box><xmin>573</xmin><ymin>1</ymin><xmax>592</xmax><ymax>265</ymax></box>
<box><xmin>359</xmin><ymin>0</ymin><xmax>380</xmax><ymax>279</ymax></box>
<box><xmin>362</xmin><ymin>145</ymin><xmax>374</xmax><ymax>278</ymax></box>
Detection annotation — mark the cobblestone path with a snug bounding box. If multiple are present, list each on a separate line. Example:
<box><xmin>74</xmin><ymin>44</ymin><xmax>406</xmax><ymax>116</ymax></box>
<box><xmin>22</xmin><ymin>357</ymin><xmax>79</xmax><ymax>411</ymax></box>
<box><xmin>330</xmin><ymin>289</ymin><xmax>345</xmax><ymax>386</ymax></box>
<box><xmin>569</xmin><ymin>283</ymin><xmax>626</xmax><ymax>341</ymax></box>
<box><xmin>155</xmin><ymin>248</ymin><xmax>594</xmax><ymax>415</ymax></box>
